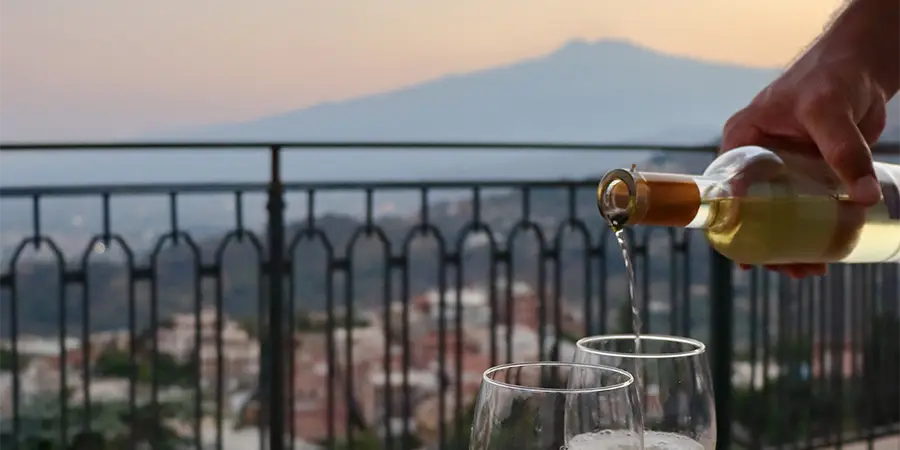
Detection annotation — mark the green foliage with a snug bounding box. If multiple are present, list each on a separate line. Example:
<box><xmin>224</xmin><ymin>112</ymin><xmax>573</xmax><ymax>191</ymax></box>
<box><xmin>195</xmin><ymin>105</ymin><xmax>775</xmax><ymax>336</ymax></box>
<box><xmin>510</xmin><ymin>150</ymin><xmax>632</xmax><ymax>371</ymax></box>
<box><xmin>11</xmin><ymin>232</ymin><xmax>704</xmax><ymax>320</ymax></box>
<box><xmin>732</xmin><ymin>340</ymin><xmax>860</xmax><ymax>445</ymax></box>
<box><xmin>238</xmin><ymin>317</ymin><xmax>260</xmax><ymax>339</ymax></box>
<box><xmin>1</xmin><ymin>389</ymin><xmax>193</xmax><ymax>449</ymax></box>
<box><xmin>445</xmin><ymin>403</ymin><xmax>477</xmax><ymax>449</ymax></box>
<box><xmin>91</xmin><ymin>348</ymin><xmax>132</xmax><ymax>378</ymax></box>
<box><xmin>328</xmin><ymin>430</ymin><xmax>383</xmax><ymax>450</ymax></box>
<box><xmin>322</xmin><ymin>428</ymin><xmax>422</xmax><ymax>450</ymax></box>
<box><xmin>93</xmin><ymin>347</ymin><xmax>197</xmax><ymax>387</ymax></box>
<box><xmin>858</xmin><ymin>314</ymin><xmax>900</xmax><ymax>427</ymax></box>
<box><xmin>733</xmin><ymin>314</ymin><xmax>900</xmax><ymax>446</ymax></box>
<box><xmin>559</xmin><ymin>330</ymin><xmax>582</xmax><ymax>344</ymax></box>
<box><xmin>485</xmin><ymin>397</ymin><xmax>539</xmax><ymax>449</ymax></box>
<box><xmin>0</xmin><ymin>348</ymin><xmax>30</xmax><ymax>371</ymax></box>
<box><xmin>732</xmin><ymin>375</ymin><xmax>847</xmax><ymax>445</ymax></box>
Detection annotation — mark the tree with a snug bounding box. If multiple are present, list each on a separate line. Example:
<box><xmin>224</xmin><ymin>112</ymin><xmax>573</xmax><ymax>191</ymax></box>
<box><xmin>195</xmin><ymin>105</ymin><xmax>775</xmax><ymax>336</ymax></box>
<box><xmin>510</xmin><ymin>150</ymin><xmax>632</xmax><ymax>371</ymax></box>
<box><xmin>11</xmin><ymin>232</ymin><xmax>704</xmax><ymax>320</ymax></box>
<box><xmin>319</xmin><ymin>429</ymin><xmax>424</xmax><ymax>450</ymax></box>
<box><xmin>105</xmin><ymin>400</ymin><xmax>194</xmax><ymax>450</ymax></box>
<box><xmin>559</xmin><ymin>330</ymin><xmax>581</xmax><ymax>344</ymax></box>
<box><xmin>92</xmin><ymin>348</ymin><xmax>132</xmax><ymax>379</ymax></box>
<box><xmin>68</xmin><ymin>432</ymin><xmax>106</xmax><ymax>450</ymax></box>
<box><xmin>1</xmin><ymin>388</ymin><xmax>192</xmax><ymax>449</ymax></box>
<box><xmin>237</xmin><ymin>317</ymin><xmax>260</xmax><ymax>339</ymax></box>
<box><xmin>445</xmin><ymin>403</ymin><xmax>476</xmax><ymax>449</ymax></box>
<box><xmin>325</xmin><ymin>430</ymin><xmax>382</xmax><ymax>450</ymax></box>
<box><xmin>0</xmin><ymin>348</ymin><xmax>29</xmax><ymax>371</ymax></box>
<box><xmin>93</xmin><ymin>347</ymin><xmax>197</xmax><ymax>387</ymax></box>
<box><xmin>732</xmin><ymin>368</ymin><xmax>856</xmax><ymax>446</ymax></box>
<box><xmin>859</xmin><ymin>314</ymin><xmax>900</xmax><ymax>427</ymax></box>
<box><xmin>153</xmin><ymin>352</ymin><xmax>198</xmax><ymax>387</ymax></box>
<box><xmin>485</xmin><ymin>397</ymin><xmax>542</xmax><ymax>449</ymax></box>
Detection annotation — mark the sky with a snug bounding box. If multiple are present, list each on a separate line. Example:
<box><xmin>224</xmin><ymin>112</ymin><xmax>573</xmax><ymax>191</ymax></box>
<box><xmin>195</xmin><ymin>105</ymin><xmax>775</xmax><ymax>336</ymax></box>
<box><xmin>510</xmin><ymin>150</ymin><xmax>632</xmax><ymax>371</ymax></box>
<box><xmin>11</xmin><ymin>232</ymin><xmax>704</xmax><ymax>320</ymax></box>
<box><xmin>0</xmin><ymin>0</ymin><xmax>844</xmax><ymax>141</ymax></box>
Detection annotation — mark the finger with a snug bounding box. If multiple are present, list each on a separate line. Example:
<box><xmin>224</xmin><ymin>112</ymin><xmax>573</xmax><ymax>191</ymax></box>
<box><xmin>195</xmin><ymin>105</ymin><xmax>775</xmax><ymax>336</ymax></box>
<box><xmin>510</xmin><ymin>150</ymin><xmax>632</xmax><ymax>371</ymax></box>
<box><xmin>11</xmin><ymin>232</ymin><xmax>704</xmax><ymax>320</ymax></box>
<box><xmin>720</xmin><ymin>107</ymin><xmax>765</xmax><ymax>153</ymax></box>
<box><xmin>720</xmin><ymin>107</ymin><xmax>782</xmax><ymax>197</ymax></box>
<box><xmin>799</xmin><ymin>104</ymin><xmax>881</xmax><ymax>205</ymax></box>
<box><xmin>720</xmin><ymin>106</ymin><xmax>816</xmax><ymax>154</ymax></box>
<box><xmin>857</xmin><ymin>95</ymin><xmax>887</xmax><ymax>145</ymax></box>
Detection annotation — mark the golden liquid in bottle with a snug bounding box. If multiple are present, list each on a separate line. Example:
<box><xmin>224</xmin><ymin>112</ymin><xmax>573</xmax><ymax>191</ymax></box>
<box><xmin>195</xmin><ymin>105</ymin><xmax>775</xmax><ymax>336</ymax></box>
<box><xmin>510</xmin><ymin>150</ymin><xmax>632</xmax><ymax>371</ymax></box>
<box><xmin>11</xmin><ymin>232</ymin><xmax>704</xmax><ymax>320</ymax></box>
<box><xmin>600</xmin><ymin>170</ymin><xmax>900</xmax><ymax>265</ymax></box>
<box><xmin>704</xmin><ymin>194</ymin><xmax>900</xmax><ymax>265</ymax></box>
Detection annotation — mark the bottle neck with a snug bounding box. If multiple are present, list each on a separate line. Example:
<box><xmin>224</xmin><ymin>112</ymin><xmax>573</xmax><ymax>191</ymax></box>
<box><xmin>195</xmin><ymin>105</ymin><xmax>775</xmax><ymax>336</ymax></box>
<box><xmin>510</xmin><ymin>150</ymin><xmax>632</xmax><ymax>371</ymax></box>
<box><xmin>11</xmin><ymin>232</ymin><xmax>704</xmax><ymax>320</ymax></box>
<box><xmin>597</xmin><ymin>168</ymin><xmax>710</xmax><ymax>229</ymax></box>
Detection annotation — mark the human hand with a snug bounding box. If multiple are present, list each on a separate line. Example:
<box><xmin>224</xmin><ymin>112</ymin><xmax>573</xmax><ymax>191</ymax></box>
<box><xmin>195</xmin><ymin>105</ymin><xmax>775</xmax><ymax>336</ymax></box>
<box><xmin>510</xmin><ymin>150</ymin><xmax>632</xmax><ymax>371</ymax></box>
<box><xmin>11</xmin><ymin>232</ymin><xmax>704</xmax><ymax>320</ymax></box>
<box><xmin>719</xmin><ymin>44</ymin><xmax>888</xmax><ymax>278</ymax></box>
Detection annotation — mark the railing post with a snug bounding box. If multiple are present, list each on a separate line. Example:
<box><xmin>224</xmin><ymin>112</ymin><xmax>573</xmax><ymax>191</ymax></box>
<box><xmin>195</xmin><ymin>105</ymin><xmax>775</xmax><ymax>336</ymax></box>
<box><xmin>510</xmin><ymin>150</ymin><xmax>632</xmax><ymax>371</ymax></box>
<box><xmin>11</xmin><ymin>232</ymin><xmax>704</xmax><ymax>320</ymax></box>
<box><xmin>267</xmin><ymin>145</ymin><xmax>287</xmax><ymax>450</ymax></box>
<box><xmin>709</xmin><ymin>247</ymin><xmax>734</xmax><ymax>449</ymax></box>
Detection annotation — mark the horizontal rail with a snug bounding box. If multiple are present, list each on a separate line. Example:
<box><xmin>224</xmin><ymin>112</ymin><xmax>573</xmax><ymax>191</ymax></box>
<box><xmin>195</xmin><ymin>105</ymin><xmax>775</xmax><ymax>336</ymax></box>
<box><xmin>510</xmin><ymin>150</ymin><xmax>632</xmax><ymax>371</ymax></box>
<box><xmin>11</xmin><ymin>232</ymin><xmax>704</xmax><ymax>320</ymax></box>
<box><xmin>0</xmin><ymin>179</ymin><xmax>600</xmax><ymax>197</ymax></box>
<box><xmin>0</xmin><ymin>141</ymin><xmax>722</xmax><ymax>152</ymax></box>
<box><xmin>0</xmin><ymin>140</ymin><xmax>897</xmax><ymax>154</ymax></box>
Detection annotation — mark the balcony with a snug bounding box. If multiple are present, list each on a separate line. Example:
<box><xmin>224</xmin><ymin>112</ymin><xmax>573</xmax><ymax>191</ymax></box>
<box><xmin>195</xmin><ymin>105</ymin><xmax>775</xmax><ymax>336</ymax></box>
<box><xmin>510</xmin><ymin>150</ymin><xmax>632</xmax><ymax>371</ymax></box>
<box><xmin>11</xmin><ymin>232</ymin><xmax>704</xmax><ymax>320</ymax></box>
<box><xmin>0</xmin><ymin>141</ymin><xmax>898</xmax><ymax>450</ymax></box>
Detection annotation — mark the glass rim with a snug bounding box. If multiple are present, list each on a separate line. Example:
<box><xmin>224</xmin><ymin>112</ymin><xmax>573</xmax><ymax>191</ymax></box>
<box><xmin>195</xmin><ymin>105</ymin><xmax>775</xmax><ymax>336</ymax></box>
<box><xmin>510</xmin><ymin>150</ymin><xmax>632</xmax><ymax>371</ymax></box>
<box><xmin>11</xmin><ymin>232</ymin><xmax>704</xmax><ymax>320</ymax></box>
<box><xmin>481</xmin><ymin>361</ymin><xmax>635</xmax><ymax>394</ymax></box>
<box><xmin>576</xmin><ymin>334</ymin><xmax>706</xmax><ymax>359</ymax></box>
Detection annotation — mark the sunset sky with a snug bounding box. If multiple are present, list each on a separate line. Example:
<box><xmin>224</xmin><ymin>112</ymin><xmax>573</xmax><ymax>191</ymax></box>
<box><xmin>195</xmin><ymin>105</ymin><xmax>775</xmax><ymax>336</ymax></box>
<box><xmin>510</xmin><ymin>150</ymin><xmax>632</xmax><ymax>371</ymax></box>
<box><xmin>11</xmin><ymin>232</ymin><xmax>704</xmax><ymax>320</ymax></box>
<box><xmin>1</xmin><ymin>0</ymin><xmax>844</xmax><ymax>140</ymax></box>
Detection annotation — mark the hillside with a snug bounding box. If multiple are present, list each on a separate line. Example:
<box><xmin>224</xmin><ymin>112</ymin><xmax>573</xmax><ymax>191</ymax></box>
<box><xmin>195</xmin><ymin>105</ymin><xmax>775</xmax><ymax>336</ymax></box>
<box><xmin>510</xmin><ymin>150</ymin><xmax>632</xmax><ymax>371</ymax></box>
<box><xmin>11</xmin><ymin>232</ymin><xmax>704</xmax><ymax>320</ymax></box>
<box><xmin>0</xmin><ymin>177</ymin><xmax>714</xmax><ymax>336</ymax></box>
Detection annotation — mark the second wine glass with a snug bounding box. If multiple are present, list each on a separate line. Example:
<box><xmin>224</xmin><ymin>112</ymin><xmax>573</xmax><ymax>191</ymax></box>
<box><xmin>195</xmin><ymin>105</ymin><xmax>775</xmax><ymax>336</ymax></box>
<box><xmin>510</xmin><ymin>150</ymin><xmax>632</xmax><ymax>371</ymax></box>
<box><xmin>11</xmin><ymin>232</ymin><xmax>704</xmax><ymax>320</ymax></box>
<box><xmin>469</xmin><ymin>361</ymin><xmax>643</xmax><ymax>450</ymax></box>
<box><xmin>575</xmin><ymin>334</ymin><xmax>716</xmax><ymax>449</ymax></box>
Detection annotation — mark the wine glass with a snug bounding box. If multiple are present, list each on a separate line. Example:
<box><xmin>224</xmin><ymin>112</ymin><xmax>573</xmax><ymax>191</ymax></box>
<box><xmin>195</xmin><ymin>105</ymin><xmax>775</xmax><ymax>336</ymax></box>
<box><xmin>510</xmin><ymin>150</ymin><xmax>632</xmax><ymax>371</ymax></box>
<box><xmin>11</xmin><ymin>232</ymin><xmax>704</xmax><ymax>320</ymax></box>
<box><xmin>469</xmin><ymin>361</ymin><xmax>643</xmax><ymax>450</ymax></box>
<box><xmin>575</xmin><ymin>335</ymin><xmax>716</xmax><ymax>449</ymax></box>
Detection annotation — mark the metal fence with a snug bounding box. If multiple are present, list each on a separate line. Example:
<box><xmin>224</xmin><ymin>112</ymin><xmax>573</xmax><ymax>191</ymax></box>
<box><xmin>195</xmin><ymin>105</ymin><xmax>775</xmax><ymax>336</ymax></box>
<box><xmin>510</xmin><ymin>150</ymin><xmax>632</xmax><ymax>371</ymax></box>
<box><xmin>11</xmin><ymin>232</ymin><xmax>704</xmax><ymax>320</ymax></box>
<box><xmin>0</xmin><ymin>142</ymin><xmax>897</xmax><ymax>450</ymax></box>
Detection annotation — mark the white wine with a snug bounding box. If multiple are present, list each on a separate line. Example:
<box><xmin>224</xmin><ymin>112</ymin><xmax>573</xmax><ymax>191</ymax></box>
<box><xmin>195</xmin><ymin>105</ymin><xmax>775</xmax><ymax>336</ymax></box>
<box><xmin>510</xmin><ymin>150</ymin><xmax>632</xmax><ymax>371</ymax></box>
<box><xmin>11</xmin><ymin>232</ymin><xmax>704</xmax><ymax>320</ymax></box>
<box><xmin>704</xmin><ymin>195</ymin><xmax>900</xmax><ymax>264</ymax></box>
<box><xmin>566</xmin><ymin>430</ymin><xmax>708</xmax><ymax>450</ymax></box>
<box><xmin>598</xmin><ymin>146</ymin><xmax>900</xmax><ymax>265</ymax></box>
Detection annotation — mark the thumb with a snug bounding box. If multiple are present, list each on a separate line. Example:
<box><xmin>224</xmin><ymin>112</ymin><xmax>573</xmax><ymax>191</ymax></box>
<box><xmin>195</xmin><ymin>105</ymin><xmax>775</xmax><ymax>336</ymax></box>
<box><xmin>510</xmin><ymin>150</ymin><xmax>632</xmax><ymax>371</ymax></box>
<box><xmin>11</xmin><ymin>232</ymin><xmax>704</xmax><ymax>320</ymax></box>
<box><xmin>799</xmin><ymin>107</ymin><xmax>881</xmax><ymax>206</ymax></box>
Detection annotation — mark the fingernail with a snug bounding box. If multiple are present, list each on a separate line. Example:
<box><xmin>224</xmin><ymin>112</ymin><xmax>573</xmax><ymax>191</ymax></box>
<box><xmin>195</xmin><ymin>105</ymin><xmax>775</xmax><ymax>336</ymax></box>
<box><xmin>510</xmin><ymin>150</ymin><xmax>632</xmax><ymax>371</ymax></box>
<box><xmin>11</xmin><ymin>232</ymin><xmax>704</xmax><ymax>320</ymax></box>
<box><xmin>851</xmin><ymin>175</ymin><xmax>882</xmax><ymax>204</ymax></box>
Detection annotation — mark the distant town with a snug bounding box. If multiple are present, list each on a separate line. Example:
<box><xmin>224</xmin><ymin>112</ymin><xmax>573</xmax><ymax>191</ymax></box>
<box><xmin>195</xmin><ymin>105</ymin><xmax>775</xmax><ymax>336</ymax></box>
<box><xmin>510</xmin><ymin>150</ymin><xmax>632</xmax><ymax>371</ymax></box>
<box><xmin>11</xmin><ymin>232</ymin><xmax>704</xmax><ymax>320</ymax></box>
<box><xmin>0</xmin><ymin>276</ymin><xmax>859</xmax><ymax>449</ymax></box>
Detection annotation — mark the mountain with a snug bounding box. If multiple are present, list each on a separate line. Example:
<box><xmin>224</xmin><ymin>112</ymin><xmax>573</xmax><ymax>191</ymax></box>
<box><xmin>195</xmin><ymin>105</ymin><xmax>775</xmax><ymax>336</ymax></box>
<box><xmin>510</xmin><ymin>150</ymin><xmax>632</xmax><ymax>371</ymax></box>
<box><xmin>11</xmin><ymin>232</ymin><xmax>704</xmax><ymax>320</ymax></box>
<box><xmin>2</xmin><ymin>38</ymin><xmax>896</xmax><ymax>191</ymax></box>
<box><xmin>179</xmin><ymin>39</ymin><xmax>777</xmax><ymax>142</ymax></box>
<box><xmin>0</xmin><ymin>39</ymin><xmax>780</xmax><ymax>189</ymax></box>
<box><xmin>0</xmin><ymin>39</ymin><xmax>789</xmax><ymax>246</ymax></box>
<box><xmin>151</xmin><ymin>39</ymin><xmax>780</xmax><ymax>184</ymax></box>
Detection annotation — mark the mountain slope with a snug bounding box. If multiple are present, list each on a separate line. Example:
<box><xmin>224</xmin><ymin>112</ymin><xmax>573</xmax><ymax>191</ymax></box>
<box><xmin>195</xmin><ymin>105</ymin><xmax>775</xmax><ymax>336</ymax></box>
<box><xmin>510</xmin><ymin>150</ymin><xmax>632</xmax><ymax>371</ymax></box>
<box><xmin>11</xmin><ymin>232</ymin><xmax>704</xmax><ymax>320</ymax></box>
<box><xmin>5</xmin><ymin>39</ymin><xmax>895</xmax><ymax>241</ymax></box>
<box><xmin>177</xmin><ymin>39</ymin><xmax>778</xmax><ymax>143</ymax></box>
<box><xmin>150</xmin><ymin>39</ymin><xmax>780</xmax><ymax>191</ymax></box>
<box><xmin>0</xmin><ymin>39</ymin><xmax>781</xmax><ymax>189</ymax></box>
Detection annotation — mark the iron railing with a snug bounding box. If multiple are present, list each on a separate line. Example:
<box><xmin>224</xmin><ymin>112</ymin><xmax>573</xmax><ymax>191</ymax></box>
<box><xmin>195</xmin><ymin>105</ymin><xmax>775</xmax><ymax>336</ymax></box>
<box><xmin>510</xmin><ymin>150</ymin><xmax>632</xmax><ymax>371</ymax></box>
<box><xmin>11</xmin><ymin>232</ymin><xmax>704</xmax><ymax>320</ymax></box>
<box><xmin>0</xmin><ymin>142</ymin><xmax>897</xmax><ymax>450</ymax></box>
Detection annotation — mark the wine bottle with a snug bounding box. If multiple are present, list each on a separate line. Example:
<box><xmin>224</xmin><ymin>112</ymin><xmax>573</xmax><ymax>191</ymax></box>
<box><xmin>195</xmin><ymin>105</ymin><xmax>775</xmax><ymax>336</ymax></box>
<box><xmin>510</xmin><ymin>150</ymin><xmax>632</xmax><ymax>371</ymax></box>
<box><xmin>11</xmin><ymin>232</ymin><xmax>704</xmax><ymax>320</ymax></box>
<box><xmin>597</xmin><ymin>146</ymin><xmax>900</xmax><ymax>265</ymax></box>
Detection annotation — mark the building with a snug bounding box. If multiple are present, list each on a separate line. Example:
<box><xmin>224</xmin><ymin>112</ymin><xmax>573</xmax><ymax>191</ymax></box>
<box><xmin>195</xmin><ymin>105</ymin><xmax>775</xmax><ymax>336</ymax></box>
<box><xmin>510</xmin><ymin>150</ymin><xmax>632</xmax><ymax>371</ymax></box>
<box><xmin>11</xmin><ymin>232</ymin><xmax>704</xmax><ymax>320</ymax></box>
<box><xmin>156</xmin><ymin>307</ymin><xmax>258</xmax><ymax>386</ymax></box>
